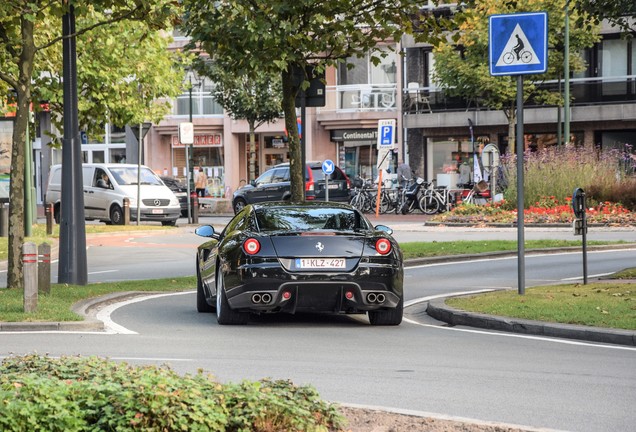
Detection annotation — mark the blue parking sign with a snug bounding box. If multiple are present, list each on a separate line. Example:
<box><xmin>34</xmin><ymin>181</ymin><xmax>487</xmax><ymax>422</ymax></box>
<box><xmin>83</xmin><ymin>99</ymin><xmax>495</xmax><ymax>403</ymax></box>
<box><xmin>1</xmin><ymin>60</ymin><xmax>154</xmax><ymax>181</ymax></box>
<box><xmin>489</xmin><ymin>12</ymin><xmax>548</xmax><ymax>76</ymax></box>
<box><xmin>377</xmin><ymin>119</ymin><xmax>396</xmax><ymax>149</ymax></box>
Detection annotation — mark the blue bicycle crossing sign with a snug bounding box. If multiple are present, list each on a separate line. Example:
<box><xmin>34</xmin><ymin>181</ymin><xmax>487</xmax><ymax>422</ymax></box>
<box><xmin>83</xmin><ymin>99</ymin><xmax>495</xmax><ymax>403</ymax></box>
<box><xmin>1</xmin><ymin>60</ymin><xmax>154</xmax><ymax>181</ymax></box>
<box><xmin>489</xmin><ymin>12</ymin><xmax>548</xmax><ymax>76</ymax></box>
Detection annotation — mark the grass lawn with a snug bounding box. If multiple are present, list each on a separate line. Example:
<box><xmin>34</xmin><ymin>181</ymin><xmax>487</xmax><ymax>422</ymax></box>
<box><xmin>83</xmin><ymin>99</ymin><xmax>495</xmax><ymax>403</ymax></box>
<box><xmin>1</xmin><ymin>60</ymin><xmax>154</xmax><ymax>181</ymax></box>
<box><xmin>399</xmin><ymin>239</ymin><xmax>625</xmax><ymax>260</ymax></box>
<box><xmin>446</xmin><ymin>280</ymin><xmax>636</xmax><ymax>330</ymax></box>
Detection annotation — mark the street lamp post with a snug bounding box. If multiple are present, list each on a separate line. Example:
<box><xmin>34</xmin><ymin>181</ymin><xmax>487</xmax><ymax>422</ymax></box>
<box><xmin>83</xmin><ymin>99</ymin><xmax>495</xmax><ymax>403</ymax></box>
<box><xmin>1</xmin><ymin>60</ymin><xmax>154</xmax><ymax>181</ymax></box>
<box><xmin>564</xmin><ymin>1</ymin><xmax>571</xmax><ymax>145</ymax></box>
<box><xmin>58</xmin><ymin>2</ymin><xmax>87</xmax><ymax>285</ymax></box>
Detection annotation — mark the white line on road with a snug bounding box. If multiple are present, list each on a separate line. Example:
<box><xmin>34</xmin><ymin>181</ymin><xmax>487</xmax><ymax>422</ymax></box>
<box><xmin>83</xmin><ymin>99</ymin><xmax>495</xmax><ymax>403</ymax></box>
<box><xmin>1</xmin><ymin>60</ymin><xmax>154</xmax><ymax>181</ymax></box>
<box><xmin>88</xmin><ymin>270</ymin><xmax>119</xmax><ymax>275</ymax></box>
<box><xmin>560</xmin><ymin>272</ymin><xmax>613</xmax><ymax>281</ymax></box>
<box><xmin>404</xmin><ymin>292</ymin><xmax>636</xmax><ymax>352</ymax></box>
<box><xmin>95</xmin><ymin>291</ymin><xmax>194</xmax><ymax>334</ymax></box>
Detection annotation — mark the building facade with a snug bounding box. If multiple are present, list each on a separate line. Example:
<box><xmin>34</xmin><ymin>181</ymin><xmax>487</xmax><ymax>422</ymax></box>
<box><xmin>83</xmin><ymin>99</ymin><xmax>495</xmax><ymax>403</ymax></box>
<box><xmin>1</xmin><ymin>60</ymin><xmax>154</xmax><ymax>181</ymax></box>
<box><xmin>8</xmin><ymin>19</ymin><xmax>634</xmax><ymax>205</ymax></box>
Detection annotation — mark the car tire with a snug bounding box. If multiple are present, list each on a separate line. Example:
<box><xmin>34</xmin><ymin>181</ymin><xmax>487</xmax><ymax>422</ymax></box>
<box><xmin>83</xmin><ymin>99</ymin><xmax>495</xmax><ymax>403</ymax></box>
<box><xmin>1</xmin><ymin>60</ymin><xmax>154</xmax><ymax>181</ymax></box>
<box><xmin>196</xmin><ymin>260</ymin><xmax>214</xmax><ymax>313</ymax></box>
<box><xmin>162</xmin><ymin>220</ymin><xmax>177</xmax><ymax>226</ymax></box>
<box><xmin>233</xmin><ymin>198</ymin><xmax>247</xmax><ymax>214</ymax></box>
<box><xmin>215</xmin><ymin>270</ymin><xmax>248</xmax><ymax>325</ymax></box>
<box><xmin>110</xmin><ymin>205</ymin><xmax>124</xmax><ymax>225</ymax></box>
<box><xmin>53</xmin><ymin>204</ymin><xmax>60</xmax><ymax>224</ymax></box>
<box><xmin>368</xmin><ymin>296</ymin><xmax>403</xmax><ymax>326</ymax></box>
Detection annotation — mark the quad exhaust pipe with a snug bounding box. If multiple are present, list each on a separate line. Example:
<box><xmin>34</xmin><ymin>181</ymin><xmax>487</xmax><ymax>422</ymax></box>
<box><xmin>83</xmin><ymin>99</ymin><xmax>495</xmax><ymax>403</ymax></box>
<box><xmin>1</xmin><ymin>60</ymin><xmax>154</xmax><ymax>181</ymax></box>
<box><xmin>251</xmin><ymin>293</ymin><xmax>272</xmax><ymax>304</ymax></box>
<box><xmin>366</xmin><ymin>292</ymin><xmax>386</xmax><ymax>304</ymax></box>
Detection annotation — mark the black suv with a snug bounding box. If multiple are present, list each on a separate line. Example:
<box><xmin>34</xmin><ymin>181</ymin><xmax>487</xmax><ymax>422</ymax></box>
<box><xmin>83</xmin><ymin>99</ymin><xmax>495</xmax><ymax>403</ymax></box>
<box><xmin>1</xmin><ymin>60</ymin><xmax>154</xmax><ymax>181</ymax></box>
<box><xmin>232</xmin><ymin>162</ymin><xmax>351</xmax><ymax>214</ymax></box>
<box><xmin>160</xmin><ymin>176</ymin><xmax>189</xmax><ymax>217</ymax></box>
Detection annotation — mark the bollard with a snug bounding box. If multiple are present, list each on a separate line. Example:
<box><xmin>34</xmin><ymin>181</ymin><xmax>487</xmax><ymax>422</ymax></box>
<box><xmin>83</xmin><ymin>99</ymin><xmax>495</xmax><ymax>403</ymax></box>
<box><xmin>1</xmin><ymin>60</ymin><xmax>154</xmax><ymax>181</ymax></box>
<box><xmin>0</xmin><ymin>203</ymin><xmax>8</xmax><ymax>237</ymax></box>
<box><xmin>123</xmin><ymin>198</ymin><xmax>130</xmax><ymax>225</ymax></box>
<box><xmin>38</xmin><ymin>243</ymin><xmax>51</xmax><ymax>295</ymax></box>
<box><xmin>45</xmin><ymin>203</ymin><xmax>53</xmax><ymax>235</ymax></box>
<box><xmin>191</xmin><ymin>193</ymin><xmax>199</xmax><ymax>224</ymax></box>
<box><xmin>23</xmin><ymin>242</ymin><xmax>38</xmax><ymax>313</ymax></box>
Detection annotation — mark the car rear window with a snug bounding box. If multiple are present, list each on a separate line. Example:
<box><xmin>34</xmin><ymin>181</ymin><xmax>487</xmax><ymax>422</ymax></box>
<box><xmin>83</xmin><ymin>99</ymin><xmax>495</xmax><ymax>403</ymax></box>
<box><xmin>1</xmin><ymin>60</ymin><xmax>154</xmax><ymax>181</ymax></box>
<box><xmin>310</xmin><ymin>166</ymin><xmax>345</xmax><ymax>181</ymax></box>
<box><xmin>255</xmin><ymin>207</ymin><xmax>368</xmax><ymax>232</ymax></box>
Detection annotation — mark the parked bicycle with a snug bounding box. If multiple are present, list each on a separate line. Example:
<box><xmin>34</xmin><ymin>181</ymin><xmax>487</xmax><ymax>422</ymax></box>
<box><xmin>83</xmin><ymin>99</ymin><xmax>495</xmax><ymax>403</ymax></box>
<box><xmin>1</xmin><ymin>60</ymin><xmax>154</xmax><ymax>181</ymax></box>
<box><xmin>349</xmin><ymin>177</ymin><xmax>376</xmax><ymax>213</ymax></box>
<box><xmin>419</xmin><ymin>182</ymin><xmax>456</xmax><ymax>214</ymax></box>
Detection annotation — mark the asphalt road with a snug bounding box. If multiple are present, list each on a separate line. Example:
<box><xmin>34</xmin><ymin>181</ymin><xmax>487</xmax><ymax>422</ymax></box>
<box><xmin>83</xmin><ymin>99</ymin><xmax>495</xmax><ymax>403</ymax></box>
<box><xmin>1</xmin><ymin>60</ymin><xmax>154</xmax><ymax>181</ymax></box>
<box><xmin>1</xmin><ymin>220</ymin><xmax>635</xmax><ymax>431</ymax></box>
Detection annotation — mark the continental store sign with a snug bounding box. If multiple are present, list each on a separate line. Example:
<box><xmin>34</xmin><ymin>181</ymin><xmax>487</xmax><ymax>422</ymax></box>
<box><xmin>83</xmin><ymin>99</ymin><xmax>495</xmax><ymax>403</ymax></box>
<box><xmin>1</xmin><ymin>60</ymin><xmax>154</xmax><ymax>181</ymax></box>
<box><xmin>330</xmin><ymin>129</ymin><xmax>378</xmax><ymax>142</ymax></box>
<box><xmin>171</xmin><ymin>134</ymin><xmax>222</xmax><ymax>147</ymax></box>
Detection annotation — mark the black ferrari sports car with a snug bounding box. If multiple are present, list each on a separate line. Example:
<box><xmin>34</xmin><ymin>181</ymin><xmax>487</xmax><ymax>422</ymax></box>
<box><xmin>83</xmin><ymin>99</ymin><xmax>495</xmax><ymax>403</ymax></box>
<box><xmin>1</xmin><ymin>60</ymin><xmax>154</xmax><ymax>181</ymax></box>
<box><xmin>194</xmin><ymin>201</ymin><xmax>404</xmax><ymax>325</ymax></box>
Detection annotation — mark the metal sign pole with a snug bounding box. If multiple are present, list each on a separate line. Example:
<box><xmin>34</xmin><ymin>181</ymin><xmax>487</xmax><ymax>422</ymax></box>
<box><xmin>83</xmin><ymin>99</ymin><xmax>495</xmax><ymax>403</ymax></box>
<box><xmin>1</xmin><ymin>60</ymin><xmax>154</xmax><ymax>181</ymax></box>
<box><xmin>137</xmin><ymin>122</ymin><xmax>142</xmax><ymax>225</ymax></box>
<box><xmin>516</xmin><ymin>75</ymin><xmax>525</xmax><ymax>295</ymax></box>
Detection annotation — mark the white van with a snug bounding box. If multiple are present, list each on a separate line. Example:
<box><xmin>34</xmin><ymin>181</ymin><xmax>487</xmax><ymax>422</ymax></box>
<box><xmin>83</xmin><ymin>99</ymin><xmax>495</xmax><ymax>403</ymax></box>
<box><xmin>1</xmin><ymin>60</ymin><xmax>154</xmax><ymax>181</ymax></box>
<box><xmin>46</xmin><ymin>163</ymin><xmax>181</xmax><ymax>226</ymax></box>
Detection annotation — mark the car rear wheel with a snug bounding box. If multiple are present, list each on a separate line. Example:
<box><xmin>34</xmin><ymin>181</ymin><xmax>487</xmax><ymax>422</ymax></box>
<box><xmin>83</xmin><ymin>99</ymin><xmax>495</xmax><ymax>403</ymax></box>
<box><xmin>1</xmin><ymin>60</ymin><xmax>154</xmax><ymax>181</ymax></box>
<box><xmin>196</xmin><ymin>260</ymin><xmax>214</xmax><ymax>313</ymax></box>
<box><xmin>368</xmin><ymin>297</ymin><xmax>403</xmax><ymax>326</ymax></box>
<box><xmin>215</xmin><ymin>270</ymin><xmax>248</xmax><ymax>325</ymax></box>
<box><xmin>233</xmin><ymin>198</ymin><xmax>247</xmax><ymax>214</ymax></box>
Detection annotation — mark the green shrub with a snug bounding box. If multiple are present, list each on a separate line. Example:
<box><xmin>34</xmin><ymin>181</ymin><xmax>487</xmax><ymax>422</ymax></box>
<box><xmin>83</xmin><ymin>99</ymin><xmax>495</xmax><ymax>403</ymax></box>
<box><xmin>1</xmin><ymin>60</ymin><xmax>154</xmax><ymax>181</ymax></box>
<box><xmin>587</xmin><ymin>176</ymin><xmax>636</xmax><ymax>211</ymax></box>
<box><xmin>0</xmin><ymin>355</ymin><xmax>346</xmax><ymax>432</ymax></box>
<box><xmin>501</xmin><ymin>145</ymin><xmax>635</xmax><ymax>210</ymax></box>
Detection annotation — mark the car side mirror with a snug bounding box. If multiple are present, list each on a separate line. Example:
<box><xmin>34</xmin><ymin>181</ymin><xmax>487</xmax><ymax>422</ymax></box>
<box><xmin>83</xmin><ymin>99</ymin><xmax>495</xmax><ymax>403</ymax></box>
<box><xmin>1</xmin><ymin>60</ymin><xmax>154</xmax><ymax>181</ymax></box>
<box><xmin>250</xmin><ymin>180</ymin><xmax>257</xmax><ymax>187</ymax></box>
<box><xmin>194</xmin><ymin>225</ymin><xmax>217</xmax><ymax>238</ymax></box>
<box><xmin>374</xmin><ymin>224</ymin><xmax>393</xmax><ymax>235</ymax></box>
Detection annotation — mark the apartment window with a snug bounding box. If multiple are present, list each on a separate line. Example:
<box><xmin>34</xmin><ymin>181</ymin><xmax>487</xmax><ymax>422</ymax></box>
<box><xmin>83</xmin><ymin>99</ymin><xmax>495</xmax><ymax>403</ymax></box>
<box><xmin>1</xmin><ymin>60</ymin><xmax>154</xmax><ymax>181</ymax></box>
<box><xmin>338</xmin><ymin>48</ymin><xmax>398</xmax><ymax>85</ymax></box>
<box><xmin>173</xmin><ymin>76</ymin><xmax>224</xmax><ymax>116</ymax></box>
<box><xmin>337</xmin><ymin>48</ymin><xmax>398</xmax><ymax>110</ymax></box>
<box><xmin>599</xmin><ymin>37</ymin><xmax>634</xmax><ymax>96</ymax></box>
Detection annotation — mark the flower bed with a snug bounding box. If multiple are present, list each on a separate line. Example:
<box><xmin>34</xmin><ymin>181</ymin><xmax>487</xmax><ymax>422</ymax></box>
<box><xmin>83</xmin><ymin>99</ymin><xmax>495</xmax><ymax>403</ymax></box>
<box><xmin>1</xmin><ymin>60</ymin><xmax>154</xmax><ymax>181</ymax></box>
<box><xmin>432</xmin><ymin>197</ymin><xmax>636</xmax><ymax>226</ymax></box>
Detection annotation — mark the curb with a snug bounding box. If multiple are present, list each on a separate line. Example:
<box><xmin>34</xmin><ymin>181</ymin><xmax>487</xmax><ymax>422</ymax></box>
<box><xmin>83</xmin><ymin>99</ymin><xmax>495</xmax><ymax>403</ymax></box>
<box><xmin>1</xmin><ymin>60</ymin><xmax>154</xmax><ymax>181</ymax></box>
<box><xmin>426</xmin><ymin>298</ymin><xmax>636</xmax><ymax>346</ymax></box>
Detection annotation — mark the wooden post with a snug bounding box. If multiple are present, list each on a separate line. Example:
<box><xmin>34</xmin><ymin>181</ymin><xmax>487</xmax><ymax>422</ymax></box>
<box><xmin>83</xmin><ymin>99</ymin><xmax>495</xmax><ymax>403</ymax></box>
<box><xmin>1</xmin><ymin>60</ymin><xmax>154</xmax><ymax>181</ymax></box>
<box><xmin>38</xmin><ymin>243</ymin><xmax>51</xmax><ymax>295</ymax></box>
<box><xmin>23</xmin><ymin>242</ymin><xmax>38</xmax><ymax>312</ymax></box>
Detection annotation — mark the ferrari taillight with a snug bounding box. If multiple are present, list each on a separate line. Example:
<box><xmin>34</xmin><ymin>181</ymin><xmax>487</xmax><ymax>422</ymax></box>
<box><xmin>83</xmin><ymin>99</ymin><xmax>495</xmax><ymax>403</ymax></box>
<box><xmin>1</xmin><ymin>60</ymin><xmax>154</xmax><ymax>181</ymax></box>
<box><xmin>243</xmin><ymin>238</ymin><xmax>261</xmax><ymax>255</ymax></box>
<box><xmin>375</xmin><ymin>238</ymin><xmax>391</xmax><ymax>255</ymax></box>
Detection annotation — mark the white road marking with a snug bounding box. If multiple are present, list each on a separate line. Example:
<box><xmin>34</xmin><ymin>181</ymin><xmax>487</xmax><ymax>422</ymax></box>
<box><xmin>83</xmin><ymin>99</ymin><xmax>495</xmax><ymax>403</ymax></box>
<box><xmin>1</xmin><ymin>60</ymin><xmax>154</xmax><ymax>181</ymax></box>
<box><xmin>96</xmin><ymin>291</ymin><xmax>193</xmax><ymax>334</ymax></box>
<box><xmin>560</xmin><ymin>272</ymin><xmax>613</xmax><ymax>281</ymax></box>
<box><xmin>404</xmin><ymin>292</ymin><xmax>636</xmax><ymax>352</ymax></box>
<box><xmin>88</xmin><ymin>270</ymin><xmax>119</xmax><ymax>275</ymax></box>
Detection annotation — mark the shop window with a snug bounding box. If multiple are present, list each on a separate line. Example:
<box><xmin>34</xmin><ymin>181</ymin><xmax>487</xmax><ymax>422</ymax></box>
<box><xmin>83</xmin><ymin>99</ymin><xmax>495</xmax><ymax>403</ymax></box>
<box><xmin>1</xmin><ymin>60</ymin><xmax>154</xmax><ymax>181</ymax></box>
<box><xmin>110</xmin><ymin>148</ymin><xmax>126</xmax><ymax>163</ymax></box>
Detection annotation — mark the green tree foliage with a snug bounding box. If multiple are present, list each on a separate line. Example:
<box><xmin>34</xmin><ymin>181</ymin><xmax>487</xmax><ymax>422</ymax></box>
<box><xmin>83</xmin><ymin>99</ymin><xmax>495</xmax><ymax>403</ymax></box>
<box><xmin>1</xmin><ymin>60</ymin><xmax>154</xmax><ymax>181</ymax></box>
<box><xmin>574</xmin><ymin>0</ymin><xmax>636</xmax><ymax>33</ymax></box>
<box><xmin>35</xmin><ymin>13</ymin><xmax>186</xmax><ymax>143</ymax></box>
<box><xmin>430</xmin><ymin>0</ymin><xmax>600</xmax><ymax>149</ymax></box>
<box><xmin>182</xmin><ymin>0</ymin><xmax>423</xmax><ymax>202</ymax></box>
<box><xmin>196</xmin><ymin>60</ymin><xmax>282</xmax><ymax>182</ymax></box>
<box><xmin>0</xmin><ymin>1</ymin><xmax>180</xmax><ymax>289</ymax></box>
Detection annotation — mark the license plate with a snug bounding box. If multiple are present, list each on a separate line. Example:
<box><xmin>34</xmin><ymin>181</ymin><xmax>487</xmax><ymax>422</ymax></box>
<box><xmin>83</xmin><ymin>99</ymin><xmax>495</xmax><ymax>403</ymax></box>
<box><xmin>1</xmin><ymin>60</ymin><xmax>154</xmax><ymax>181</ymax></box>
<box><xmin>151</xmin><ymin>209</ymin><xmax>164</xmax><ymax>214</ymax></box>
<box><xmin>296</xmin><ymin>258</ymin><xmax>345</xmax><ymax>269</ymax></box>
<box><xmin>328</xmin><ymin>184</ymin><xmax>339</xmax><ymax>189</ymax></box>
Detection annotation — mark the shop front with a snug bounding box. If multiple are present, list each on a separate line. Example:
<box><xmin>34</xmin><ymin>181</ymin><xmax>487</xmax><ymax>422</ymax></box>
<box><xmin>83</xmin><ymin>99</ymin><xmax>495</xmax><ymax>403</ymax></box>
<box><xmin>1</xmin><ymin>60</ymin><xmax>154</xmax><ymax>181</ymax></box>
<box><xmin>426</xmin><ymin>136</ymin><xmax>477</xmax><ymax>189</ymax></box>
<box><xmin>331</xmin><ymin>128</ymin><xmax>385</xmax><ymax>181</ymax></box>
<box><xmin>171</xmin><ymin>133</ymin><xmax>225</xmax><ymax>196</ymax></box>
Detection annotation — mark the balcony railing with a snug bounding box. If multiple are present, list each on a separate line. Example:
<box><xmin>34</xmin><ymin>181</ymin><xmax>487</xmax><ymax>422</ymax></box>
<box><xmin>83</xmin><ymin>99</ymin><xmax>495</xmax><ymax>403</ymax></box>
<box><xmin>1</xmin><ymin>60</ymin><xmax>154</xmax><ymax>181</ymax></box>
<box><xmin>402</xmin><ymin>75</ymin><xmax>636</xmax><ymax>114</ymax></box>
<box><xmin>319</xmin><ymin>84</ymin><xmax>398</xmax><ymax>113</ymax></box>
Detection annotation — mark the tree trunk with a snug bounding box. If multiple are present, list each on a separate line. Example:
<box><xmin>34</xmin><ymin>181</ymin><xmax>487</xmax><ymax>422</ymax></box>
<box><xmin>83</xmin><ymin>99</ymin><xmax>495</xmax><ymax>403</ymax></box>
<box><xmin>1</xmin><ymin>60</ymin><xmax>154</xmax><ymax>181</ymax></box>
<box><xmin>7</xmin><ymin>20</ymin><xmax>36</xmax><ymax>289</ymax></box>
<box><xmin>281</xmin><ymin>68</ymin><xmax>303</xmax><ymax>202</ymax></box>
<box><xmin>248</xmin><ymin>122</ymin><xmax>256</xmax><ymax>181</ymax></box>
<box><xmin>505</xmin><ymin>106</ymin><xmax>516</xmax><ymax>155</ymax></box>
